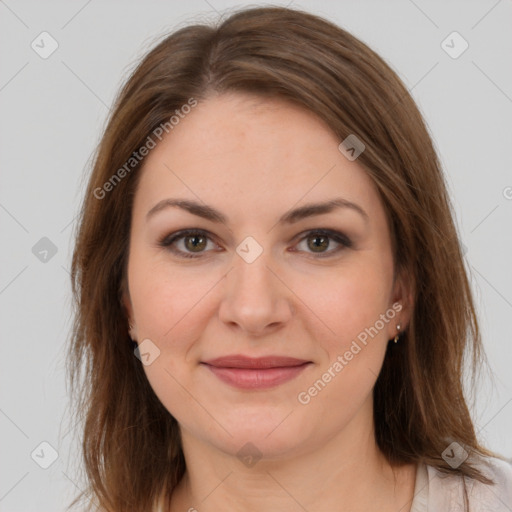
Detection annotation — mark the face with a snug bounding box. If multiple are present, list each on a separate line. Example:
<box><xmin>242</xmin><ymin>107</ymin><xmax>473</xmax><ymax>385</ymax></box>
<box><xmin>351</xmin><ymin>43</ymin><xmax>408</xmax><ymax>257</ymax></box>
<box><xmin>124</xmin><ymin>92</ymin><xmax>409</xmax><ymax>460</ymax></box>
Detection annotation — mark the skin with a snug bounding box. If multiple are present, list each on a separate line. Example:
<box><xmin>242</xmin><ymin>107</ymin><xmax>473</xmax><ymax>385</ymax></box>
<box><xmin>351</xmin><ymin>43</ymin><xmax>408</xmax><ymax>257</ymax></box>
<box><xmin>124</xmin><ymin>92</ymin><xmax>415</xmax><ymax>511</ymax></box>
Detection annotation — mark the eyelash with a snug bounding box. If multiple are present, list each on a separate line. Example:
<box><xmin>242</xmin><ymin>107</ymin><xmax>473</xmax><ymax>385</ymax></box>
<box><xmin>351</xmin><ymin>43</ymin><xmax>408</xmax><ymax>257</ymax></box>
<box><xmin>158</xmin><ymin>228</ymin><xmax>352</xmax><ymax>259</ymax></box>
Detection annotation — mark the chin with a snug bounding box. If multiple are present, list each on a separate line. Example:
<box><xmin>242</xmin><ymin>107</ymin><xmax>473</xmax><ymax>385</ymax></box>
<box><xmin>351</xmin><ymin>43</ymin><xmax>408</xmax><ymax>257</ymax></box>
<box><xmin>203</xmin><ymin>406</ymin><xmax>317</xmax><ymax>460</ymax></box>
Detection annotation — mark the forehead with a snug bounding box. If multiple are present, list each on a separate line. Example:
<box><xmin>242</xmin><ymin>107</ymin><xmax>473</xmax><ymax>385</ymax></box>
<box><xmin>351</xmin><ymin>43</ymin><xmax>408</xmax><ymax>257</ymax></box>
<box><xmin>133</xmin><ymin>93</ymin><xmax>382</xmax><ymax>223</ymax></box>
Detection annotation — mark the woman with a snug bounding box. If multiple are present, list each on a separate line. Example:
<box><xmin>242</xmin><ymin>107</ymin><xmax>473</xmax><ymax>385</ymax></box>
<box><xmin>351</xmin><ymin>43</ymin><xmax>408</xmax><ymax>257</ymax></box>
<box><xmin>67</xmin><ymin>6</ymin><xmax>512</xmax><ymax>511</ymax></box>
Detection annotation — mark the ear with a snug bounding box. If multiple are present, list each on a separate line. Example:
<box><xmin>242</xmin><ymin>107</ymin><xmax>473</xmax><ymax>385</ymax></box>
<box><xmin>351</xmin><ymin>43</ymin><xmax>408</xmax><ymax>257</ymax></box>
<box><xmin>120</xmin><ymin>276</ymin><xmax>136</xmax><ymax>339</ymax></box>
<box><xmin>387</xmin><ymin>266</ymin><xmax>414</xmax><ymax>340</ymax></box>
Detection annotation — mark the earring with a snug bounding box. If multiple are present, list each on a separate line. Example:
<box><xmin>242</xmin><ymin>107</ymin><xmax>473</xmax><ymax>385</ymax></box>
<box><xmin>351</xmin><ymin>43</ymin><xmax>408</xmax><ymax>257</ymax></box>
<box><xmin>128</xmin><ymin>323</ymin><xmax>138</xmax><ymax>351</ymax></box>
<box><xmin>394</xmin><ymin>324</ymin><xmax>401</xmax><ymax>343</ymax></box>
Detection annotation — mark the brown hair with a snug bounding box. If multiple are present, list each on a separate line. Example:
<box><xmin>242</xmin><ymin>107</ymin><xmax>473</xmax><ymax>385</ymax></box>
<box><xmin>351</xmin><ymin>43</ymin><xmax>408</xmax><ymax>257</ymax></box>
<box><xmin>67</xmin><ymin>6</ymin><xmax>501</xmax><ymax>511</ymax></box>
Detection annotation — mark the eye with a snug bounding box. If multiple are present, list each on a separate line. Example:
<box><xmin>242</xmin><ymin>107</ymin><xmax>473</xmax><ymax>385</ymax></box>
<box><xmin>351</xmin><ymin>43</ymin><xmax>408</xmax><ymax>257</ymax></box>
<box><xmin>158</xmin><ymin>229</ymin><xmax>219</xmax><ymax>259</ymax></box>
<box><xmin>158</xmin><ymin>228</ymin><xmax>352</xmax><ymax>259</ymax></box>
<box><xmin>292</xmin><ymin>229</ymin><xmax>352</xmax><ymax>258</ymax></box>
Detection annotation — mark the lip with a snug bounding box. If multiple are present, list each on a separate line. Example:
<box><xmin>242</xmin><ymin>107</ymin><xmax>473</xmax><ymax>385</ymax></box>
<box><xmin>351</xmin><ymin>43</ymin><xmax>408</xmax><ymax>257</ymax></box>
<box><xmin>201</xmin><ymin>355</ymin><xmax>312</xmax><ymax>390</ymax></box>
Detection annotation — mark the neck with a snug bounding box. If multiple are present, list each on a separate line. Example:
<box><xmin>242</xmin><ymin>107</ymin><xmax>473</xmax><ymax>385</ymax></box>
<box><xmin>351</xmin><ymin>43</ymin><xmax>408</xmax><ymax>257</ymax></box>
<box><xmin>168</xmin><ymin>400</ymin><xmax>416</xmax><ymax>512</ymax></box>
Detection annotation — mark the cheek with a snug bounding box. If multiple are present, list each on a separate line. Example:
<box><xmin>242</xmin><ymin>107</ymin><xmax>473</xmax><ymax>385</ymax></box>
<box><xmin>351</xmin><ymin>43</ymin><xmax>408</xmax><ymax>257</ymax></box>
<box><xmin>128</xmin><ymin>255</ymin><xmax>212</xmax><ymax>419</ymax></box>
<box><xmin>128</xmin><ymin>252</ymin><xmax>194</xmax><ymax>343</ymax></box>
<box><xmin>297</xmin><ymin>256</ymin><xmax>393</xmax><ymax>349</ymax></box>
<box><xmin>295</xmin><ymin>263</ymin><xmax>393</xmax><ymax>422</ymax></box>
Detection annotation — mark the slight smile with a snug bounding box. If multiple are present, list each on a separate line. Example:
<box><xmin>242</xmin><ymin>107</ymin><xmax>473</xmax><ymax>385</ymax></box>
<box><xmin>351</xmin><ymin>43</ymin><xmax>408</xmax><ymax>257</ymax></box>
<box><xmin>201</xmin><ymin>355</ymin><xmax>313</xmax><ymax>390</ymax></box>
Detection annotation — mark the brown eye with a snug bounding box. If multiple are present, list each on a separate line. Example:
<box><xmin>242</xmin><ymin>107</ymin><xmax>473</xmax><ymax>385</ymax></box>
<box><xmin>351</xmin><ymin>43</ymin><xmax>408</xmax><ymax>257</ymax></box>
<box><xmin>159</xmin><ymin>229</ymin><xmax>217</xmax><ymax>259</ymax></box>
<box><xmin>159</xmin><ymin>228</ymin><xmax>351</xmax><ymax>260</ymax></box>
<box><xmin>306</xmin><ymin>233</ymin><xmax>330</xmax><ymax>253</ymax></box>
<box><xmin>294</xmin><ymin>229</ymin><xmax>352</xmax><ymax>258</ymax></box>
<box><xmin>183</xmin><ymin>233</ymin><xmax>208</xmax><ymax>252</ymax></box>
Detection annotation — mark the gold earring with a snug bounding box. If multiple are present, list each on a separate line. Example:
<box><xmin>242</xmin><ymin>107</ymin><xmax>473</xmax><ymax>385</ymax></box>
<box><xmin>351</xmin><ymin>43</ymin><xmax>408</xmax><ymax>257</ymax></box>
<box><xmin>394</xmin><ymin>324</ymin><xmax>401</xmax><ymax>343</ymax></box>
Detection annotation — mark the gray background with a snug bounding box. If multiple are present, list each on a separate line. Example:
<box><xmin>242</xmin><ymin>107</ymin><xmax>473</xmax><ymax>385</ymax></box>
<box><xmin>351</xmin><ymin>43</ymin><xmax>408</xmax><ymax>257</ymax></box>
<box><xmin>1</xmin><ymin>0</ymin><xmax>511</xmax><ymax>510</ymax></box>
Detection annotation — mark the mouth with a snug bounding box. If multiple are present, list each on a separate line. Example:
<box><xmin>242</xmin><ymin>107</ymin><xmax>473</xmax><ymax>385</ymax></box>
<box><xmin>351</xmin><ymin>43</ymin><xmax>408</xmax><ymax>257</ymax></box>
<box><xmin>200</xmin><ymin>355</ymin><xmax>312</xmax><ymax>390</ymax></box>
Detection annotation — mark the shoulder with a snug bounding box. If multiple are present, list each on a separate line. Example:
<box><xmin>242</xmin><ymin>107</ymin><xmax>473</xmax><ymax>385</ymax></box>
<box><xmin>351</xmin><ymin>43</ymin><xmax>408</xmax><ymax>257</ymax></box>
<box><xmin>415</xmin><ymin>455</ymin><xmax>512</xmax><ymax>512</ymax></box>
<box><xmin>464</xmin><ymin>456</ymin><xmax>512</xmax><ymax>509</ymax></box>
<box><xmin>478</xmin><ymin>456</ymin><xmax>512</xmax><ymax>489</ymax></box>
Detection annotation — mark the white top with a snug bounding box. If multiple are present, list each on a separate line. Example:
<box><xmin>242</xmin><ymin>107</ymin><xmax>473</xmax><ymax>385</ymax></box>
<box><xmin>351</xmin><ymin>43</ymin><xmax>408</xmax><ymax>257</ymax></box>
<box><xmin>410</xmin><ymin>456</ymin><xmax>512</xmax><ymax>511</ymax></box>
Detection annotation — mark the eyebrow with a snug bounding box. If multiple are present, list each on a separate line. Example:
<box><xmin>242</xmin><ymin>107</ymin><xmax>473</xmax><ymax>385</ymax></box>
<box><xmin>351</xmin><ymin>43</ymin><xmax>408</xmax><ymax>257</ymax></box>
<box><xmin>146</xmin><ymin>197</ymin><xmax>369</xmax><ymax>225</ymax></box>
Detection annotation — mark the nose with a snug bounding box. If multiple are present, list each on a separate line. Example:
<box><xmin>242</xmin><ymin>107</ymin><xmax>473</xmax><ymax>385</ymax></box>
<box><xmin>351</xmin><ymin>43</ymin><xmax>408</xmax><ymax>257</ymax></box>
<box><xmin>218</xmin><ymin>249</ymin><xmax>293</xmax><ymax>336</ymax></box>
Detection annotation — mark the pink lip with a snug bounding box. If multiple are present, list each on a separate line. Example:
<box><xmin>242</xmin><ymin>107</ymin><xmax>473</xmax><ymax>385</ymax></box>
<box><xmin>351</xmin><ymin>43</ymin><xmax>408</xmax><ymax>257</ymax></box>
<box><xmin>201</xmin><ymin>355</ymin><xmax>312</xmax><ymax>390</ymax></box>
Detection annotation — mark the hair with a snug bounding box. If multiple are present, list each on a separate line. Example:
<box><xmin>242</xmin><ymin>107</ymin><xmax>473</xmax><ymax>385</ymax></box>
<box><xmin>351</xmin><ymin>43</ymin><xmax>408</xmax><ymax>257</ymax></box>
<box><xmin>66</xmin><ymin>5</ymin><xmax>502</xmax><ymax>511</ymax></box>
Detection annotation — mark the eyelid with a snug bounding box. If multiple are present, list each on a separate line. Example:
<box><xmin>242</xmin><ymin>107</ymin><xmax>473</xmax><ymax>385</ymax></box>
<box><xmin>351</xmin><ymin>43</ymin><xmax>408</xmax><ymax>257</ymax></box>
<box><xmin>158</xmin><ymin>228</ymin><xmax>215</xmax><ymax>247</ymax></box>
<box><xmin>291</xmin><ymin>228</ymin><xmax>352</xmax><ymax>248</ymax></box>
